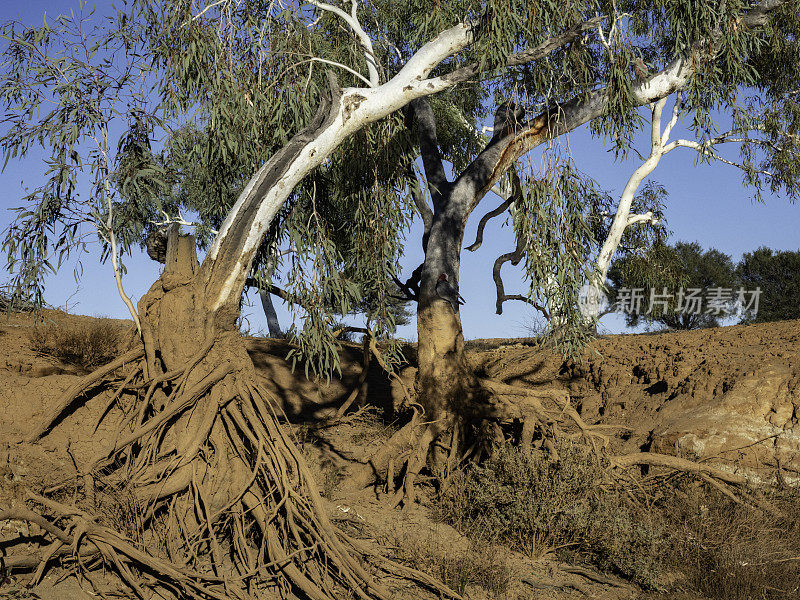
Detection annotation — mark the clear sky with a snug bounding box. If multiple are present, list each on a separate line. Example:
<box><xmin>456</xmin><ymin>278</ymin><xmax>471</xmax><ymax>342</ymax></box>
<box><xmin>0</xmin><ymin>1</ymin><xmax>797</xmax><ymax>340</ymax></box>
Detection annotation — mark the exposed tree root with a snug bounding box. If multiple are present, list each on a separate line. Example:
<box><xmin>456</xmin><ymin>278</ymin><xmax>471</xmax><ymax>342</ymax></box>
<box><xmin>4</xmin><ymin>320</ymin><xmax>775</xmax><ymax>598</ymax></box>
<box><xmin>348</xmin><ymin>377</ymin><xmax>775</xmax><ymax>520</ymax></box>
<box><xmin>28</xmin><ymin>347</ymin><xmax>145</xmax><ymax>442</ymax></box>
<box><xmin>3</xmin><ymin>337</ymin><xmax>462</xmax><ymax>600</ymax></box>
<box><xmin>610</xmin><ymin>452</ymin><xmax>785</xmax><ymax>517</ymax></box>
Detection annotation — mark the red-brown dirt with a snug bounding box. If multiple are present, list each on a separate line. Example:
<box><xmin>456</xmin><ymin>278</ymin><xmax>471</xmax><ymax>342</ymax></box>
<box><xmin>470</xmin><ymin>320</ymin><xmax>800</xmax><ymax>480</ymax></box>
<box><xmin>1</xmin><ymin>309</ymin><xmax>798</xmax><ymax>599</ymax></box>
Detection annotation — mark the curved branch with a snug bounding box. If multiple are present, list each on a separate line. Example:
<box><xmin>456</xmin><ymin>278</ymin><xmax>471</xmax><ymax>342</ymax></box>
<box><xmin>492</xmin><ymin>238</ymin><xmax>547</xmax><ymax>317</ymax></box>
<box><xmin>305</xmin><ymin>56</ymin><xmax>374</xmax><ymax>87</ymax></box>
<box><xmin>466</xmin><ymin>169</ymin><xmax>522</xmax><ymax>252</ymax></box>
<box><xmin>501</xmin><ymin>294</ymin><xmax>549</xmax><ymax>316</ymax></box>
<box><xmin>465</xmin><ymin>198</ymin><xmax>512</xmax><ymax>252</ymax></box>
<box><xmin>245</xmin><ymin>277</ymin><xmax>291</xmax><ymax>303</ymax></box>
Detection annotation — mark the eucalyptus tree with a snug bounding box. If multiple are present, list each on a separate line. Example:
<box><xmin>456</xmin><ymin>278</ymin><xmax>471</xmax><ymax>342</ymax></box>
<box><xmin>737</xmin><ymin>247</ymin><xmax>800</xmax><ymax>322</ymax></box>
<box><xmin>0</xmin><ymin>1</ymin><xmax>797</xmax><ymax>599</ymax></box>
<box><xmin>575</xmin><ymin>86</ymin><xmax>799</xmax><ymax>324</ymax></box>
<box><xmin>358</xmin><ymin>0</ymin><xmax>800</xmax><ymax>495</ymax></box>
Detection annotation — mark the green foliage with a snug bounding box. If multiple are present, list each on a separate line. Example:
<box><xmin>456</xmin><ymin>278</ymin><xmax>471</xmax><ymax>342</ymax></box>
<box><xmin>0</xmin><ymin>5</ymin><xmax>166</xmax><ymax>309</ymax></box>
<box><xmin>737</xmin><ymin>247</ymin><xmax>800</xmax><ymax>323</ymax></box>
<box><xmin>514</xmin><ymin>160</ymin><xmax>613</xmax><ymax>355</ymax></box>
<box><xmin>608</xmin><ymin>241</ymin><xmax>738</xmax><ymax>329</ymax></box>
<box><xmin>437</xmin><ymin>442</ymin><xmax>666</xmax><ymax>588</ymax></box>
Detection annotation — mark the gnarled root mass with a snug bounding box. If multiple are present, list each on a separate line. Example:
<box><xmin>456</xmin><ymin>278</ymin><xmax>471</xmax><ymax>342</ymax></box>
<box><xmin>348</xmin><ymin>376</ymin><xmax>776</xmax><ymax>517</ymax></box>
<box><xmin>4</xmin><ymin>336</ymin><xmax>460</xmax><ymax>600</ymax></box>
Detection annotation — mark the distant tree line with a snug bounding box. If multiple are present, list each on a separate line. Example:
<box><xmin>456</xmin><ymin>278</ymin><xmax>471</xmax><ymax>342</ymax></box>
<box><xmin>607</xmin><ymin>242</ymin><xmax>800</xmax><ymax>330</ymax></box>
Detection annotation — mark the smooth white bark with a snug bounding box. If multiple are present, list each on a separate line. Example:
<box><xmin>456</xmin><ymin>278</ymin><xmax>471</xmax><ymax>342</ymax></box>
<box><xmin>203</xmin><ymin>0</ymin><xmax>787</xmax><ymax>313</ymax></box>
<box><xmin>586</xmin><ymin>97</ymin><xmax>677</xmax><ymax>320</ymax></box>
<box><xmin>206</xmin><ymin>23</ymin><xmax>476</xmax><ymax>310</ymax></box>
<box><xmin>309</xmin><ymin>0</ymin><xmax>380</xmax><ymax>87</ymax></box>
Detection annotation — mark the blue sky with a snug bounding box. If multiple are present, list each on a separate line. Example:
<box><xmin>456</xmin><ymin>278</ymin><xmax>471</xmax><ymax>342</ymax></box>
<box><xmin>0</xmin><ymin>1</ymin><xmax>797</xmax><ymax>340</ymax></box>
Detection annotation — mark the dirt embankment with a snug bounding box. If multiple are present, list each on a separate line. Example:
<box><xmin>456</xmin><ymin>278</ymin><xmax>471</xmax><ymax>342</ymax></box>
<box><xmin>469</xmin><ymin>320</ymin><xmax>800</xmax><ymax>480</ymax></box>
<box><xmin>0</xmin><ymin>311</ymin><xmax>798</xmax><ymax>599</ymax></box>
<box><xmin>1</xmin><ymin>312</ymin><xmax>798</xmax><ymax>487</ymax></box>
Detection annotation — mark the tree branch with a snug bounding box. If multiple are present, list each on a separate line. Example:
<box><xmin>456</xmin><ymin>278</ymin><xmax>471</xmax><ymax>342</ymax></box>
<box><xmin>245</xmin><ymin>277</ymin><xmax>291</xmax><ymax>302</ymax></box>
<box><xmin>425</xmin><ymin>16</ymin><xmax>606</xmax><ymax>91</ymax></box>
<box><xmin>466</xmin><ymin>168</ymin><xmax>522</xmax><ymax>252</ymax></box>
<box><xmin>92</xmin><ymin>124</ymin><xmax>141</xmax><ymax>335</ymax></box>
<box><xmin>593</xmin><ymin>96</ymin><xmax>671</xmax><ymax>289</ymax></box>
<box><xmin>492</xmin><ymin>237</ymin><xmax>547</xmax><ymax>317</ymax></box>
<box><xmin>626</xmin><ymin>211</ymin><xmax>658</xmax><ymax>227</ymax></box>
<box><xmin>305</xmin><ymin>56</ymin><xmax>374</xmax><ymax>87</ymax></box>
<box><xmin>663</xmin><ymin>138</ymin><xmax>777</xmax><ymax>177</ymax></box>
<box><xmin>465</xmin><ymin>198</ymin><xmax>512</xmax><ymax>252</ymax></box>
<box><xmin>411</xmin><ymin>98</ymin><xmax>448</xmax><ymax>197</ymax></box>
<box><xmin>309</xmin><ymin>0</ymin><xmax>379</xmax><ymax>87</ymax></box>
<box><xmin>392</xmin><ymin>263</ymin><xmax>422</xmax><ymax>303</ymax></box>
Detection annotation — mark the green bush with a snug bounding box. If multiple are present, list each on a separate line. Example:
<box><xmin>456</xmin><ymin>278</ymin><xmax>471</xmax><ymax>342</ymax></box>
<box><xmin>436</xmin><ymin>442</ymin><xmax>665</xmax><ymax>588</ymax></box>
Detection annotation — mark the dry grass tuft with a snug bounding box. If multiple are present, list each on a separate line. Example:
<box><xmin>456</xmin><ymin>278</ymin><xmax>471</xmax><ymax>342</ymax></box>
<box><xmin>393</xmin><ymin>531</ymin><xmax>516</xmax><ymax>598</ymax></box>
<box><xmin>29</xmin><ymin>318</ymin><xmax>125</xmax><ymax>370</ymax></box>
<box><xmin>667</xmin><ymin>485</ymin><xmax>800</xmax><ymax>599</ymax></box>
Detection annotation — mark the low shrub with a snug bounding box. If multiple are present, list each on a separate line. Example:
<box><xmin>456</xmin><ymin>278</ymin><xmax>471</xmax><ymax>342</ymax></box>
<box><xmin>436</xmin><ymin>442</ymin><xmax>665</xmax><ymax>588</ymax></box>
<box><xmin>29</xmin><ymin>318</ymin><xmax>124</xmax><ymax>370</ymax></box>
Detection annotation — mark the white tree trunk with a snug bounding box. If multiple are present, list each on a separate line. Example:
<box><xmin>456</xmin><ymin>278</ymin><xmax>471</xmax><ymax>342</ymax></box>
<box><xmin>585</xmin><ymin>97</ymin><xmax>678</xmax><ymax>321</ymax></box>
